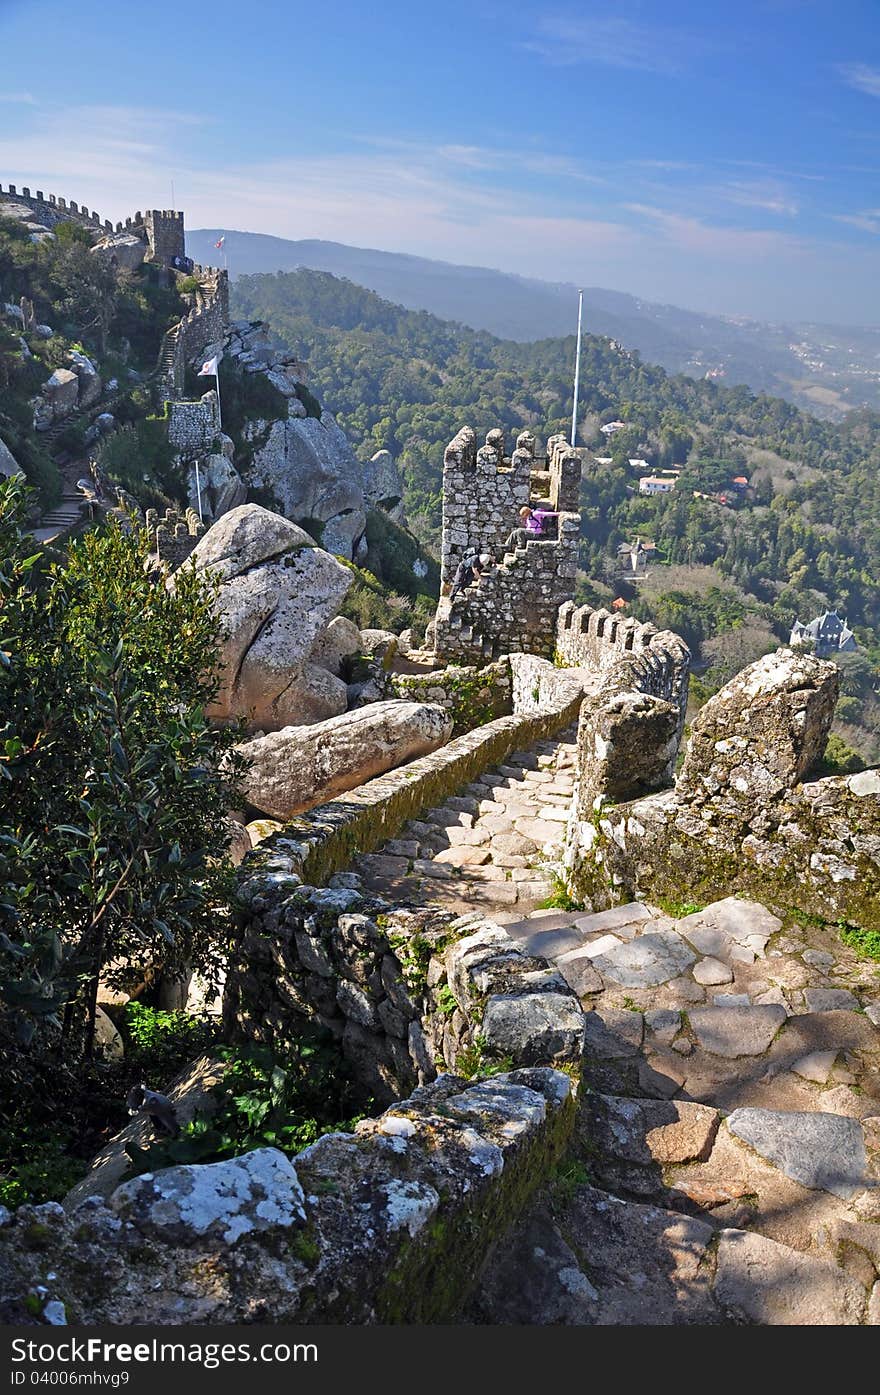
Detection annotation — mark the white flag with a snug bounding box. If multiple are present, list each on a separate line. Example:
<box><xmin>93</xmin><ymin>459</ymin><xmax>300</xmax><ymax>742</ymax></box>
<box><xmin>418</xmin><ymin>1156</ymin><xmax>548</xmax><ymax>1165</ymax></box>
<box><xmin>198</xmin><ymin>353</ymin><xmax>221</xmax><ymax>377</ymax></box>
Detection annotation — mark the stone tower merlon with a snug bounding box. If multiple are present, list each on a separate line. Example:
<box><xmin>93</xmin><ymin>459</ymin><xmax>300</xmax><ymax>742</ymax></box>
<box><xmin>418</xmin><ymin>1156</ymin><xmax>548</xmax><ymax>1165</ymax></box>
<box><xmin>546</xmin><ymin>432</ymin><xmax>581</xmax><ymax>513</ymax></box>
<box><xmin>144</xmin><ymin>209</ymin><xmax>186</xmax><ymax>268</ymax></box>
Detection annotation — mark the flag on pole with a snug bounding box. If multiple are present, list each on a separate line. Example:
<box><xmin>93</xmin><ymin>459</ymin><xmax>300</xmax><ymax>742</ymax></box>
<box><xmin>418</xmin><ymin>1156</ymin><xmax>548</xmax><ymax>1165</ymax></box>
<box><xmin>198</xmin><ymin>354</ymin><xmax>221</xmax><ymax>377</ymax></box>
<box><xmin>214</xmin><ymin>235</ymin><xmax>225</xmax><ymax>249</ymax></box>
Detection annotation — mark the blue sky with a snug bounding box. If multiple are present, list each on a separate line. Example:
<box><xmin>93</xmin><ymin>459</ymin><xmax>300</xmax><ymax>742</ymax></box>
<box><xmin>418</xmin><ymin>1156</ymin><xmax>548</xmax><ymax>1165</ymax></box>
<box><xmin>1</xmin><ymin>0</ymin><xmax>879</xmax><ymax>323</ymax></box>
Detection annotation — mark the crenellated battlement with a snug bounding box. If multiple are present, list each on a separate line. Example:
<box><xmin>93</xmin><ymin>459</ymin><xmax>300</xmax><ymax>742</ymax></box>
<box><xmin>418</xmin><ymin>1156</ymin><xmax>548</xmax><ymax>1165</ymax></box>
<box><xmin>0</xmin><ymin>181</ymin><xmax>148</xmax><ymax>236</ymax></box>
<box><xmin>144</xmin><ymin>504</ymin><xmax>205</xmax><ymax>569</ymax></box>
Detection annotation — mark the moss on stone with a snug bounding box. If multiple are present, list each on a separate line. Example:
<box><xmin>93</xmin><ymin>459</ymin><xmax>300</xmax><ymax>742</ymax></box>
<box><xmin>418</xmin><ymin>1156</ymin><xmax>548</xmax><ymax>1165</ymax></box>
<box><xmin>374</xmin><ymin>1089</ymin><xmax>576</xmax><ymax>1323</ymax></box>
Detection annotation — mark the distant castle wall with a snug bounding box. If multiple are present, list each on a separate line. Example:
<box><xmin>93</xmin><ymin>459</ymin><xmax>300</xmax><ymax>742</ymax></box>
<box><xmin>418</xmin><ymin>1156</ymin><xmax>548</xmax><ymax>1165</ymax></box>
<box><xmin>157</xmin><ymin>266</ymin><xmax>229</xmax><ymax>398</ymax></box>
<box><xmin>0</xmin><ymin>182</ymin><xmax>157</xmax><ymax>241</ymax></box>
<box><xmin>144</xmin><ymin>505</ymin><xmax>205</xmax><ymax>569</ymax></box>
<box><xmin>167</xmin><ymin>391</ymin><xmax>221</xmax><ymax>453</ymax></box>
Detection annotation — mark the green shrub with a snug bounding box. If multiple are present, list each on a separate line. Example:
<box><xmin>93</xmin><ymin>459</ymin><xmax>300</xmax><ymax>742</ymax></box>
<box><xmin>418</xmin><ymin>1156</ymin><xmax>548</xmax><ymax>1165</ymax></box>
<box><xmin>124</xmin><ymin>1033</ymin><xmax>365</xmax><ymax>1176</ymax></box>
<box><xmin>123</xmin><ymin>1002</ymin><xmax>219</xmax><ymax>1079</ymax></box>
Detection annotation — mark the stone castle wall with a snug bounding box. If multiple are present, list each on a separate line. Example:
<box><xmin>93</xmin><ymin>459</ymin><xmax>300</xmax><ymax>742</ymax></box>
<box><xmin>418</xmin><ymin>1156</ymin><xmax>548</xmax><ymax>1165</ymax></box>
<box><xmin>144</xmin><ymin>505</ymin><xmax>205</xmax><ymax>569</ymax></box>
<box><xmin>167</xmin><ymin>390</ymin><xmax>221</xmax><ymax>453</ymax></box>
<box><xmin>432</xmin><ymin>429</ymin><xmax>582</xmax><ymax>664</ymax></box>
<box><xmin>0</xmin><ymin>182</ymin><xmax>143</xmax><ymax>235</ymax></box>
<box><xmin>158</xmin><ymin>266</ymin><xmax>229</xmax><ymax>398</ymax></box>
<box><xmin>561</xmin><ymin>602</ymin><xmax>691</xmax><ymax>810</ymax></box>
<box><xmin>565</xmin><ymin>648</ymin><xmax>880</xmax><ymax>928</ymax></box>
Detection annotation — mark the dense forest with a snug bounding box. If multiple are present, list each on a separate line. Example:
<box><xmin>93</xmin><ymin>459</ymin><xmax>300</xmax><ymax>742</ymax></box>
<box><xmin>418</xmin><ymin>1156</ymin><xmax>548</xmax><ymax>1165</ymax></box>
<box><xmin>232</xmin><ymin>268</ymin><xmax>880</xmax><ymax>760</ymax></box>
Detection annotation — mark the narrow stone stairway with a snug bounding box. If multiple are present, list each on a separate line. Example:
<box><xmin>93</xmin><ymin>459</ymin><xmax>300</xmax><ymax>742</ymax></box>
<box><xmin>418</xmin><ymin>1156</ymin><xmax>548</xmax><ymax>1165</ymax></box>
<box><xmin>467</xmin><ymin>896</ymin><xmax>880</xmax><ymax>1325</ymax></box>
<box><xmin>354</xmin><ymin>726</ymin><xmax>578</xmax><ymax>913</ymax></box>
<box><xmin>31</xmin><ymin>464</ymin><xmax>86</xmax><ymax>544</ymax></box>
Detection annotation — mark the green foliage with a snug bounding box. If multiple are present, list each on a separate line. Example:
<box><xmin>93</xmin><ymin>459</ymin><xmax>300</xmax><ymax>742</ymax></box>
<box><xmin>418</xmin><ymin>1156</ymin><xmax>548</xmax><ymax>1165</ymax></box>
<box><xmin>124</xmin><ymin>1034</ymin><xmax>364</xmax><ymax>1175</ymax></box>
<box><xmin>454</xmin><ymin>1033</ymin><xmax>514</xmax><ymax>1081</ymax></box>
<box><xmin>839</xmin><ymin>924</ymin><xmax>880</xmax><ymax>961</ymax></box>
<box><xmin>123</xmin><ymin>1001</ymin><xmax>218</xmax><ymax>1078</ymax></box>
<box><xmin>0</xmin><ymin>478</ymin><xmax>245</xmax><ymax>1060</ymax></box>
<box><xmin>653</xmin><ymin>895</ymin><xmax>704</xmax><ymax>919</ymax></box>
<box><xmin>363</xmin><ymin>508</ymin><xmax>439</xmax><ymax>600</ymax></box>
<box><xmin>815</xmin><ymin>733</ymin><xmax>866</xmax><ymax>776</ymax></box>
<box><xmin>339</xmin><ymin>558</ymin><xmax>435</xmax><ymax>636</ymax></box>
<box><xmin>539</xmin><ymin>874</ymin><xmax>585</xmax><ymax>912</ymax></box>
<box><xmin>94</xmin><ymin>416</ymin><xmax>178</xmax><ymax>506</ymax></box>
<box><xmin>436</xmin><ymin>983</ymin><xmax>457</xmax><ymax>1017</ymax></box>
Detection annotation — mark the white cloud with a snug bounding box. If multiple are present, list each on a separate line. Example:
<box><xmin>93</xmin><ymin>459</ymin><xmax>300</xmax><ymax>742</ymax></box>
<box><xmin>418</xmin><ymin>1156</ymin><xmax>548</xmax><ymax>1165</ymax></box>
<box><xmin>833</xmin><ymin>211</ymin><xmax>880</xmax><ymax>234</ymax></box>
<box><xmin>0</xmin><ymin>91</ymin><xmax>37</xmax><ymax>104</ymax></box>
<box><xmin>838</xmin><ymin>63</ymin><xmax>880</xmax><ymax>98</ymax></box>
<box><xmin>625</xmin><ymin>204</ymin><xmax>805</xmax><ymax>258</ymax></box>
<box><xmin>522</xmin><ymin>14</ymin><xmax>708</xmax><ymax>75</ymax></box>
<box><xmin>718</xmin><ymin>180</ymin><xmax>800</xmax><ymax>217</ymax></box>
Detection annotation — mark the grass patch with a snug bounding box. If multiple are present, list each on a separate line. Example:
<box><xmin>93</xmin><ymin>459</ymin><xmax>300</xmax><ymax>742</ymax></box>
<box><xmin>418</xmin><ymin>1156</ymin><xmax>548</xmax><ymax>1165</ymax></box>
<box><xmin>540</xmin><ymin>874</ymin><xmax>585</xmax><ymax>913</ymax></box>
<box><xmin>654</xmin><ymin>895</ymin><xmax>704</xmax><ymax>919</ymax></box>
<box><xmin>839</xmin><ymin>925</ymin><xmax>880</xmax><ymax>961</ymax></box>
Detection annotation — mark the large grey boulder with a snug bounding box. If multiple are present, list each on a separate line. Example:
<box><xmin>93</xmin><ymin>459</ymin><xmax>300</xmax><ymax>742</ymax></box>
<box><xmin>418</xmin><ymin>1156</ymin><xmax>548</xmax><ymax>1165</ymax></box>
<box><xmin>247</xmin><ymin>412</ymin><xmax>367</xmax><ymax>560</ymax></box>
<box><xmin>272</xmin><ymin>661</ymin><xmax>348</xmax><ymax>727</ymax></box>
<box><xmin>90</xmin><ymin>231</ymin><xmax>146</xmax><ymax>273</ymax></box>
<box><xmin>108</xmin><ymin>1147</ymin><xmax>306</xmax><ymax>1244</ymax></box>
<box><xmin>68</xmin><ymin>349</ymin><xmax>101</xmax><ymax>409</ymax></box>
<box><xmin>678</xmin><ymin>648</ymin><xmax>839</xmax><ymax>805</ymax></box>
<box><xmin>363</xmin><ymin>448</ymin><xmax>404</xmax><ymax>522</ymax></box>
<box><xmin>238</xmin><ymin>700</ymin><xmax>453</xmax><ymax>818</ymax></box>
<box><xmin>33</xmin><ymin>367</ymin><xmax>78</xmax><ymax>429</ymax></box>
<box><xmin>185</xmin><ymin>504</ymin><xmax>352</xmax><ymax>731</ymax></box>
<box><xmin>185</xmin><ymin>450</ymin><xmax>245</xmax><ymax>524</ymax></box>
<box><xmin>0</xmin><ymin>436</ymin><xmax>23</xmax><ymax>480</ymax></box>
<box><xmin>308</xmin><ymin>615</ymin><xmax>361</xmax><ymax>677</ymax></box>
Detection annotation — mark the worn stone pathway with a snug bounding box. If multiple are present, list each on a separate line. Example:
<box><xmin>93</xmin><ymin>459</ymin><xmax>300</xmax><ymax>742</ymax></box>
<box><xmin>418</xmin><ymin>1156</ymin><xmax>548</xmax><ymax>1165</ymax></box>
<box><xmin>354</xmin><ymin>726</ymin><xmax>579</xmax><ymax>913</ymax></box>
<box><xmin>468</xmin><ymin>895</ymin><xmax>880</xmax><ymax>1324</ymax></box>
<box><xmin>352</xmin><ymin>730</ymin><xmax>880</xmax><ymax>1322</ymax></box>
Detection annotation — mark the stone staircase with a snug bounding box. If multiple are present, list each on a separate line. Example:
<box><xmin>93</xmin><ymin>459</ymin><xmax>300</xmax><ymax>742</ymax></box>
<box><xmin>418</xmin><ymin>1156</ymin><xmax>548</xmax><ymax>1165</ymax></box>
<box><xmin>30</xmin><ymin>472</ymin><xmax>85</xmax><ymax>544</ymax></box>
<box><xmin>354</xmin><ymin>719</ymin><xmax>880</xmax><ymax>1323</ymax></box>
<box><xmin>156</xmin><ymin>325</ymin><xmax>180</xmax><ymax>398</ymax></box>
<box><xmin>354</xmin><ymin>727</ymin><xmax>578</xmax><ymax>912</ymax></box>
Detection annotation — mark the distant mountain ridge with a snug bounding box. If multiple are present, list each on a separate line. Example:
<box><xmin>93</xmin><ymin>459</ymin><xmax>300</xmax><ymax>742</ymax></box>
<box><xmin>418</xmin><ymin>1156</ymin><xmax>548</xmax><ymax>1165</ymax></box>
<box><xmin>188</xmin><ymin>227</ymin><xmax>880</xmax><ymax>420</ymax></box>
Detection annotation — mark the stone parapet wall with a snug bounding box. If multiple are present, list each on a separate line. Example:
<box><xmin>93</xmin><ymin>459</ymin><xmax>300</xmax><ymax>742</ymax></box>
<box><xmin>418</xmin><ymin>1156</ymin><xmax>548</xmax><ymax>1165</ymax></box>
<box><xmin>565</xmin><ymin>648</ymin><xmax>880</xmax><ymax>930</ymax></box>
<box><xmin>0</xmin><ymin>1065</ymin><xmax>575</xmax><ymax>1325</ymax></box>
<box><xmin>144</xmin><ymin>505</ymin><xmax>204</xmax><ymax>569</ymax></box>
<box><xmin>558</xmin><ymin>602</ymin><xmax>691</xmax><ymax>811</ymax></box>
<box><xmin>226</xmin><ymin>864</ymin><xmax>584</xmax><ymax>1102</ymax></box>
<box><xmin>0</xmin><ymin>182</ymin><xmax>144</xmax><ymax>234</ymax></box>
<box><xmin>246</xmin><ymin>658</ymin><xmax>585</xmax><ymax>889</ymax></box>
<box><xmin>388</xmin><ymin>658</ymin><xmax>512</xmax><ymax>734</ymax></box>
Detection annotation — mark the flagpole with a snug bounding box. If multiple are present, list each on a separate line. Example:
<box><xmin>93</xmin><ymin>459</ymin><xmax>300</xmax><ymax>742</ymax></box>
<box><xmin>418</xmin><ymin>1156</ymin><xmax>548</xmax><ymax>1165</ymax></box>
<box><xmin>571</xmin><ymin>289</ymin><xmax>583</xmax><ymax>448</ymax></box>
<box><xmin>194</xmin><ymin>457</ymin><xmax>203</xmax><ymax>523</ymax></box>
<box><xmin>215</xmin><ymin>369</ymin><xmax>222</xmax><ymax>432</ymax></box>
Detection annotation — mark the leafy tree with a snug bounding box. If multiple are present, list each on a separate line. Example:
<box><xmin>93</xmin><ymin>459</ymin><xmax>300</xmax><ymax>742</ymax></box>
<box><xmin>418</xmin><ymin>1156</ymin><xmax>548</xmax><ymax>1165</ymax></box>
<box><xmin>0</xmin><ymin>478</ymin><xmax>245</xmax><ymax>1060</ymax></box>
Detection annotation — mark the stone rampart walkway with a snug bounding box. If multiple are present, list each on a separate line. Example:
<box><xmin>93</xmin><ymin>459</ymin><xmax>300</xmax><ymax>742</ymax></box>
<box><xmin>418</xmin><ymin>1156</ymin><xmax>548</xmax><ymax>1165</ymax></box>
<box><xmin>468</xmin><ymin>895</ymin><xmax>880</xmax><ymax>1324</ymax></box>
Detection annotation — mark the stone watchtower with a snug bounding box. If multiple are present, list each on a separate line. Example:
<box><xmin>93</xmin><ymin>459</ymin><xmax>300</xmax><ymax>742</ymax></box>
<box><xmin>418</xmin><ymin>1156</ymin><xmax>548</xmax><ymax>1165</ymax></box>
<box><xmin>143</xmin><ymin>209</ymin><xmax>186</xmax><ymax>268</ymax></box>
<box><xmin>431</xmin><ymin>428</ymin><xmax>581</xmax><ymax>663</ymax></box>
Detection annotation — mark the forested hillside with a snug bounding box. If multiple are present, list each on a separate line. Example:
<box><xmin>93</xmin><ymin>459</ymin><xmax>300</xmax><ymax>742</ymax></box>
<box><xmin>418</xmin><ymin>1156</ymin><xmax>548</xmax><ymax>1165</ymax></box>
<box><xmin>232</xmin><ymin>268</ymin><xmax>880</xmax><ymax>760</ymax></box>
